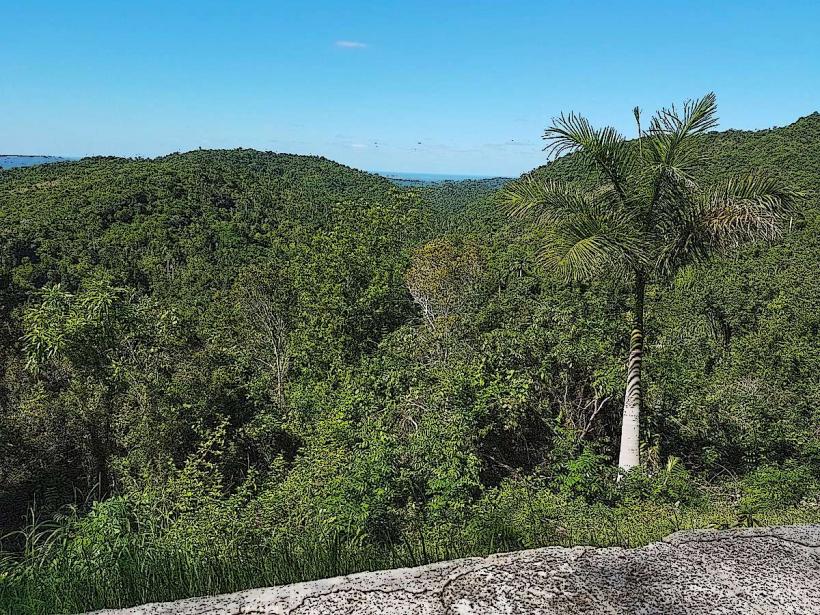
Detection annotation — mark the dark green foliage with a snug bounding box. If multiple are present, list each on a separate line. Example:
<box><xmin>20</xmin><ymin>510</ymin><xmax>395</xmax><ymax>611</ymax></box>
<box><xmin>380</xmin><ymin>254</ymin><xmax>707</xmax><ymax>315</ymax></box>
<box><xmin>1</xmin><ymin>110</ymin><xmax>819</xmax><ymax>613</ymax></box>
<box><xmin>0</xmin><ymin>149</ymin><xmax>423</xmax><ymax>524</ymax></box>
<box><xmin>412</xmin><ymin>178</ymin><xmax>510</xmax><ymax>234</ymax></box>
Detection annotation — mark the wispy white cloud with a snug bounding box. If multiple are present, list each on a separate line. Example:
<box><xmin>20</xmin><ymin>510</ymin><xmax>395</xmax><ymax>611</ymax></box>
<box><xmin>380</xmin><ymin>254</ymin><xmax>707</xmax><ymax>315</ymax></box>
<box><xmin>335</xmin><ymin>40</ymin><xmax>367</xmax><ymax>49</ymax></box>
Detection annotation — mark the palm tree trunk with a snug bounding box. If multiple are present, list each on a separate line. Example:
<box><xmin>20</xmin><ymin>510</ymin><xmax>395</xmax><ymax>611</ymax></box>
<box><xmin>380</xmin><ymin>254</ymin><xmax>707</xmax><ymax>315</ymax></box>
<box><xmin>618</xmin><ymin>274</ymin><xmax>645</xmax><ymax>473</ymax></box>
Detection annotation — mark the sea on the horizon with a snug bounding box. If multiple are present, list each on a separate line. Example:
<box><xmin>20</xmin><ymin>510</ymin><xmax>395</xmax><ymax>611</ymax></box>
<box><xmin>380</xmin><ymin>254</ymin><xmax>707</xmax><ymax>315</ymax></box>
<box><xmin>376</xmin><ymin>171</ymin><xmax>509</xmax><ymax>183</ymax></box>
<box><xmin>0</xmin><ymin>155</ymin><xmax>73</xmax><ymax>169</ymax></box>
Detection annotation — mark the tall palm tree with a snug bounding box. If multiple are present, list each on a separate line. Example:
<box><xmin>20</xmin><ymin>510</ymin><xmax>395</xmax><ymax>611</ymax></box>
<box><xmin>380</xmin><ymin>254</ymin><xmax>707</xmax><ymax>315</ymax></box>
<box><xmin>504</xmin><ymin>93</ymin><xmax>799</xmax><ymax>473</ymax></box>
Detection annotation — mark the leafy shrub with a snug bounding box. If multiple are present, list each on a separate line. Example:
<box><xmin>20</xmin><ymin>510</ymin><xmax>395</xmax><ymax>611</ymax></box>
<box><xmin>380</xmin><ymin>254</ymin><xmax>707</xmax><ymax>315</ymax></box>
<box><xmin>740</xmin><ymin>463</ymin><xmax>818</xmax><ymax>511</ymax></box>
<box><xmin>554</xmin><ymin>447</ymin><xmax>619</xmax><ymax>503</ymax></box>
<box><xmin>620</xmin><ymin>458</ymin><xmax>700</xmax><ymax>505</ymax></box>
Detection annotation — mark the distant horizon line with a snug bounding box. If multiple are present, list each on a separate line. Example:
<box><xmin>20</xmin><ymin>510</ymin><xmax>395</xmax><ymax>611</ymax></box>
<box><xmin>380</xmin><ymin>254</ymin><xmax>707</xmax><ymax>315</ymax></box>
<box><xmin>3</xmin><ymin>111</ymin><xmax>817</xmax><ymax>177</ymax></box>
<box><xmin>374</xmin><ymin>170</ymin><xmax>513</xmax><ymax>180</ymax></box>
<box><xmin>0</xmin><ymin>154</ymin><xmax>516</xmax><ymax>179</ymax></box>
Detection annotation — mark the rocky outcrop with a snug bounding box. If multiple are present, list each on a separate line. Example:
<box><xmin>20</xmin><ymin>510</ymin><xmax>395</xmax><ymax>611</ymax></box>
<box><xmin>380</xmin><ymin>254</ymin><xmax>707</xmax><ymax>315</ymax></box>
<box><xmin>92</xmin><ymin>525</ymin><xmax>820</xmax><ymax>614</ymax></box>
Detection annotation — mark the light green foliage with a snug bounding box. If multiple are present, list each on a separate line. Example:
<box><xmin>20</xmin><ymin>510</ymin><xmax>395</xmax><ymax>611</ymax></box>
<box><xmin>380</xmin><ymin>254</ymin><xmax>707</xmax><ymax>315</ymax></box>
<box><xmin>740</xmin><ymin>463</ymin><xmax>819</xmax><ymax>512</ymax></box>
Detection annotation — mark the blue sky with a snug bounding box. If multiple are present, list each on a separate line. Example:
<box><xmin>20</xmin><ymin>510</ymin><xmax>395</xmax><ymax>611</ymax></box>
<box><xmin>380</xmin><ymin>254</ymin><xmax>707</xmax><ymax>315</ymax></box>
<box><xmin>2</xmin><ymin>0</ymin><xmax>819</xmax><ymax>176</ymax></box>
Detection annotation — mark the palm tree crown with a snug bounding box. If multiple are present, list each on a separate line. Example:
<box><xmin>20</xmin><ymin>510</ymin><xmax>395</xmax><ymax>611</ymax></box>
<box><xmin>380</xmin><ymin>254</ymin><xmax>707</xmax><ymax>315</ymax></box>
<box><xmin>505</xmin><ymin>92</ymin><xmax>798</xmax><ymax>284</ymax></box>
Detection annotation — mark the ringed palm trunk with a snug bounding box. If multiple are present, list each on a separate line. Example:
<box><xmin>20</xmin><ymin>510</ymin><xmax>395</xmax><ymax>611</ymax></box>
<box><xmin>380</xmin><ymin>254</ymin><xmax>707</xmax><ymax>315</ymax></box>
<box><xmin>618</xmin><ymin>274</ymin><xmax>645</xmax><ymax>473</ymax></box>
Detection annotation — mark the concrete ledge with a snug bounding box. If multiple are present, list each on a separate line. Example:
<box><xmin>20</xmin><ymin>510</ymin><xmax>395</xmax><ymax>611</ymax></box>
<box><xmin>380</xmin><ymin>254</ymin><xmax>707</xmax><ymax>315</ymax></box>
<box><xmin>92</xmin><ymin>525</ymin><xmax>820</xmax><ymax>614</ymax></box>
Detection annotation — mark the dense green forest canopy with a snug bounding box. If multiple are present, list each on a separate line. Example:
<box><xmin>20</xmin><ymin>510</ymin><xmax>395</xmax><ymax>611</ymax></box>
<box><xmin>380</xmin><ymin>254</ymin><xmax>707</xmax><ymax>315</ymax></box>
<box><xmin>0</xmin><ymin>115</ymin><xmax>818</xmax><ymax>612</ymax></box>
<box><xmin>0</xmin><ymin>149</ymin><xmax>424</xmax><ymax>518</ymax></box>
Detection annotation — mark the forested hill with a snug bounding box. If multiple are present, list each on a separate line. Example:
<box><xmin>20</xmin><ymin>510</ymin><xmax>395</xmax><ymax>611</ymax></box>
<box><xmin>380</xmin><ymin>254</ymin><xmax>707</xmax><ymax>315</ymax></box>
<box><xmin>0</xmin><ymin>149</ymin><xmax>417</xmax><ymax>307</ymax></box>
<box><xmin>1</xmin><ymin>117</ymin><xmax>819</xmax><ymax>613</ymax></box>
<box><xmin>0</xmin><ymin>149</ymin><xmax>425</xmax><ymax>523</ymax></box>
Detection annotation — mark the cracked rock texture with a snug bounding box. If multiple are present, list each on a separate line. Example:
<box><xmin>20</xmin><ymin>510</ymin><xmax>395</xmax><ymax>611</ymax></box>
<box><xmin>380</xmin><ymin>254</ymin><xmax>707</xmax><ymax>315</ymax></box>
<box><xmin>92</xmin><ymin>525</ymin><xmax>820</xmax><ymax>614</ymax></box>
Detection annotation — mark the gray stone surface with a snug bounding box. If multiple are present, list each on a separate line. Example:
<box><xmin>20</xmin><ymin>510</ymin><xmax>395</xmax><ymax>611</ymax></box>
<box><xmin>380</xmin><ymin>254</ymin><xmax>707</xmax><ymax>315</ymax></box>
<box><xmin>92</xmin><ymin>525</ymin><xmax>820</xmax><ymax>614</ymax></box>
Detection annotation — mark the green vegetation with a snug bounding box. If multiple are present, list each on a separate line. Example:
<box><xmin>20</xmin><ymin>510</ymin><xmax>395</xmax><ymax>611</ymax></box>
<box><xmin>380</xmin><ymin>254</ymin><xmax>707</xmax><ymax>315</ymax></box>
<box><xmin>1</xmin><ymin>104</ymin><xmax>819</xmax><ymax>613</ymax></box>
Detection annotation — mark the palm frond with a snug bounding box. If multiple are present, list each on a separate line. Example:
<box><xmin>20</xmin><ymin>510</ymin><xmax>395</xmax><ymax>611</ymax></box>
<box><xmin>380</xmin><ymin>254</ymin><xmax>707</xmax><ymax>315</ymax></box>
<box><xmin>539</xmin><ymin>205</ymin><xmax>648</xmax><ymax>282</ymax></box>
<box><xmin>541</xmin><ymin>227</ymin><xmax>618</xmax><ymax>282</ymax></box>
<box><xmin>644</xmin><ymin>93</ymin><xmax>717</xmax><ymax>173</ymax></box>
<box><xmin>649</xmin><ymin>92</ymin><xmax>719</xmax><ymax>142</ymax></box>
<box><xmin>502</xmin><ymin>176</ymin><xmax>621</xmax><ymax>226</ymax></box>
<box><xmin>654</xmin><ymin>211</ymin><xmax>713</xmax><ymax>277</ymax></box>
<box><xmin>503</xmin><ymin>175</ymin><xmax>646</xmax><ymax>281</ymax></box>
<box><xmin>655</xmin><ymin>173</ymin><xmax>801</xmax><ymax>276</ymax></box>
<box><xmin>642</xmin><ymin>93</ymin><xmax>718</xmax><ymax>221</ymax></box>
<box><xmin>702</xmin><ymin>174</ymin><xmax>801</xmax><ymax>246</ymax></box>
<box><xmin>543</xmin><ymin>113</ymin><xmax>634</xmax><ymax>201</ymax></box>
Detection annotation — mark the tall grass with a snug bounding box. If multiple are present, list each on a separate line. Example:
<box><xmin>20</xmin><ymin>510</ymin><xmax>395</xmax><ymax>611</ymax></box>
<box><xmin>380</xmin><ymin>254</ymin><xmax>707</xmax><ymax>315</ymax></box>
<box><xmin>1</xmin><ymin>528</ymin><xmax>459</xmax><ymax>614</ymax></box>
<box><xmin>2</xmin><ymin>498</ymin><xmax>818</xmax><ymax>615</ymax></box>
<box><xmin>1</xmin><ymin>536</ymin><xmax>390</xmax><ymax>614</ymax></box>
